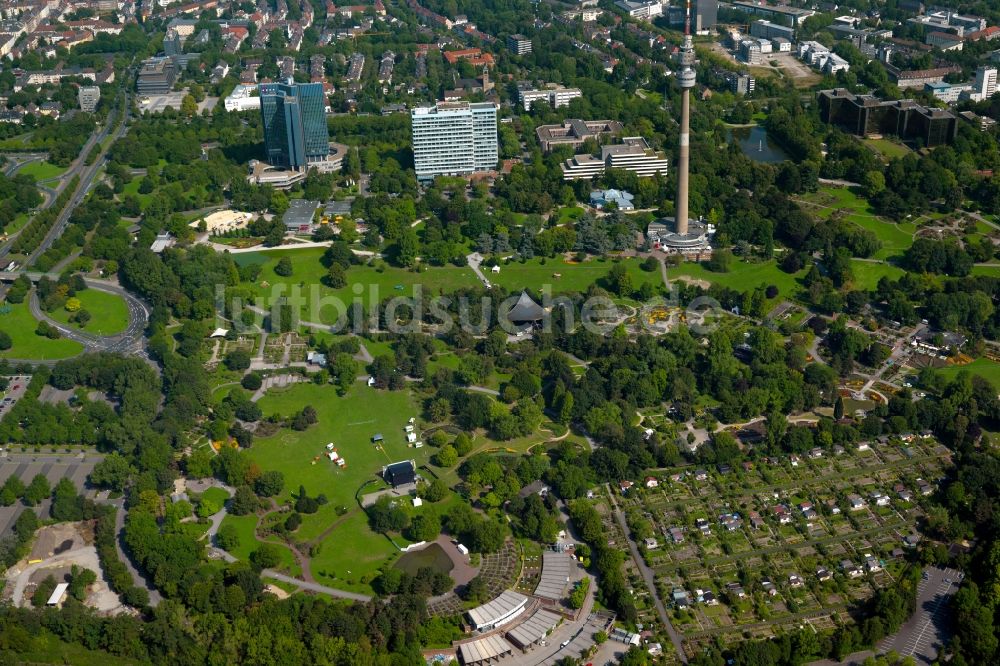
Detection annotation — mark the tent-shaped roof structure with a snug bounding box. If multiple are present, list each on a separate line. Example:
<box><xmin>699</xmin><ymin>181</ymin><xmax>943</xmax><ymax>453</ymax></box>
<box><xmin>506</xmin><ymin>291</ymin><xmax>544</xmax><ymax>323</ymax></box>
<box><xmin>383</xmin><ymin>460</ymin><xmax>416</xmax><ymax>487</ymax></box>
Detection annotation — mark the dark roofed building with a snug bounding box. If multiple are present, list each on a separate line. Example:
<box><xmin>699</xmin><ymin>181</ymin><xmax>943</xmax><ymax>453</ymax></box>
<box><xmin>383</xmin><ymin>460</ymin><xmax>416</xmax><ymax>487</ymax></box>
<box><xmin>818</xmin><ymin>88</ymin><xmax>957</xmax><ymax>147</ymax></box>
<box><xmin>506</xmin><ymin>291</ymin><xmax>544</xmax><ymax>324</ymax></box>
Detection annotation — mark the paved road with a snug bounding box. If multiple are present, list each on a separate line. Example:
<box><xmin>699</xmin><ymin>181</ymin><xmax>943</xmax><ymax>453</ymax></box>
<box><xmin>95</xmin><ymin>497</ymin><xmax>163</xmax><ymax>607</ymax></box>
<box><xmin>26</xmin><ymin>95</ymin><xmax>131</xmax><ymax>268</ymax></box>
<box><xmin>2</xmin><ymin>152</ymin><xmax>47</xmax><ymax>177</ymax></box>
<box><xmin>6</xmin><ymin>545</ymin><xmax>101</xmax><ymax>607</ymax></box>
<box><xmin>0</xmin><ymin>99</ymin><xmax>124</xmax><ymax>266</ymax></box>
<box><xmin>607</xmin><ymin>484</ymin><xmax>688</xmax><ymax>663</ymax></box>
<box><xmin>26</xmin><ymin>278</ymin><xmax>149</xmax><ymax>356</ymax></box>
<box><xmin>260</xmin><ymin>570</ymin><xmax>372</xmax><ymax>601</ymax></box>
<box><xmin>466</xmin><ymin>252</ymin><xmax>492</xmax><ymax>288</ymax></box>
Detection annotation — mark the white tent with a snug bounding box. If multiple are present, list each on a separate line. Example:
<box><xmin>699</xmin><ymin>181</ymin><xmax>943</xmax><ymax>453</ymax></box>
<box><xmin>407</xmin><ymin>432</ymin><xmax>417</xmax><ymax>443</ymax></box>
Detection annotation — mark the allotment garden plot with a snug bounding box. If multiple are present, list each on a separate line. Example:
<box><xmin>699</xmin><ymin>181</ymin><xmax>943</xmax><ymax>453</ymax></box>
<box><xmin>621</xmin><ymin>435</ymin><xmax>949</xmax><ymax>644</ymax></box>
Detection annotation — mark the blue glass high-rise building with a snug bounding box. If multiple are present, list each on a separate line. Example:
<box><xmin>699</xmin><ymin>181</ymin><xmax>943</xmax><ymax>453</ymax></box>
<box><xmin>259</xmin><ymin>82</ymin><xmax>329</xmax><ymax>169</ymax></box>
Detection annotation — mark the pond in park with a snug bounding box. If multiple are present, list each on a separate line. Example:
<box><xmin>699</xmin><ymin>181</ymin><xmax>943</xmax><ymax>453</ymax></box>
<box><xmin>394</xmin><ymin>543</ymin><xmax>455</xmax><ymax>576</ymax></box>
<box><xmin>727</xmin><ymin>124</ymin><xmax>790</xmax><ymax>163</ymax></box>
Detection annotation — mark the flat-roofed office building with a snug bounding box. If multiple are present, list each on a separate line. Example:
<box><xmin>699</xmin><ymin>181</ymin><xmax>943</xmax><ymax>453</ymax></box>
<box><xmin>259</xmin><ymin>81</ymin><xmax>330</xmax><ymax>170</ymax></box>
<box><xmin>410</xmin><ymin>101</ymin><xmax>498</xmax><ymax>181</ymax></box>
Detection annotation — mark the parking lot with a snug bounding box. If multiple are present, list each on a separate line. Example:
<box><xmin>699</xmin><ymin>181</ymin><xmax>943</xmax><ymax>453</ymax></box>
<box><xmin>878</xmin><ymin>567</ymin><xmax>961</xmax><ymax>664</ymax></box>
<box><xmin>138</xmin><ymin>90</ymin><xmax>218</xmax><ymax>114</ymax></box>
<box><xmin>0</xmin><ymin>453</ymin><xmax>101</xmax><ymax>537</ymax></box>
<box><xmin>0</xmin><ymin>374</ymin><xmax>31</xmax><ymax>420</ymax></box>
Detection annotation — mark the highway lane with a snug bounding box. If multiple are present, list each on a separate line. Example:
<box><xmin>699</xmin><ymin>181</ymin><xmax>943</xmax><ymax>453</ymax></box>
<box><xmin>0</xmin><ymin>91</ymin><xmax>130</xmax><ymax>267</ymax></box>
<box><xmin>25</xmin><ymin>96</ymin><xmax>131</xmax><ymax>267</ymax></box>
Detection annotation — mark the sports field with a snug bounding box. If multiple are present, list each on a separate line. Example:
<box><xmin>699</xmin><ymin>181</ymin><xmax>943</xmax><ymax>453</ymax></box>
<box><xmin>48</xmin><ymin>288</ymin><xmax>130</xmax><ymax>335</ymax></box>
<box><xmin>0</xmin><ymin>301</ymin><xmax>83</xmax><ymax>360</ymax></box>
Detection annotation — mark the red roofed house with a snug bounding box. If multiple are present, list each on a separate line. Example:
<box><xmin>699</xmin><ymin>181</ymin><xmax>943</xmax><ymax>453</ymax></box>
<box><xmin>443</xmin><ymin>48</ymin><xmax>495</xmax><ymax>67</ymax></box>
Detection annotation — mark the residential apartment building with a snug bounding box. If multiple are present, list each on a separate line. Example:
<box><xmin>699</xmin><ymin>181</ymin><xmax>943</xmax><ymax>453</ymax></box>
<box><xmin>518</xmin><ymin>85</ymin><xmax>582</xmax><ymax>111</ymax></box>
<box><xmin>739</xmin><ymin>39</ymin><xmax>761</xmax><ymax>64</ymax></box>
<box><xmin>970</xmin><ymin>65</ymin><xmax>998</xmax><ymax>101</ymax></box>
<box><xmin>507</xmin><ymin>34</ymin><xmax>532</xmax><ymax>55</ymax></box>
<box><xmin>410</xmin><ymin>102</ymin><xmax>498</xmax><ymax>181</ymax></box>
<box><xmin>798</xmin><ymin>41</ymin><xmax>850</xmax><ymax>74</ymax></box>
<box><xmin>260</xmin><ymin>81</ymin><xmax>330</xmax><ymax>169</ymax></box>
<box><xmin>723</xmin><ymin>71</ymin><xmax>755</xmax><ymax>95</ymax></box>
<box><xmin>78</xmin><ymin>85</ymin><xmax>100</xmax><ymax>112</ymax></box>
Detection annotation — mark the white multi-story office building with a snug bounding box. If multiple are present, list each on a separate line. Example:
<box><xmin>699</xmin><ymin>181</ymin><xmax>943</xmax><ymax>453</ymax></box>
<box><xmin>615</xmin><ymin>0</ymin><xmax>662</xmax><ymax>19</ymax></box>
<box><xmin>971</xmin><ymin>65</ymin><xmax>998</xmax><ymax>101</ymax></box>
<box><xmin>561</xmin><ymin>137</ymin><xmax>669</xmax><ymax>180</ymax></box>
<box><xmin>411</xmin><ymin>102</ymin><xmax>498</xmax><ymax>181</ymax></box>
<box><xmin>224</xmin><ymin>83</ymin><xmax>261</xmax><ymax>112</ymax></box>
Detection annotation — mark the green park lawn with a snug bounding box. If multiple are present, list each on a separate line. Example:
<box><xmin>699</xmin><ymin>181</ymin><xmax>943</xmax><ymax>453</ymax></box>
<box><xmin>236</xmin><ymin>248</ymin><xmax>480</xmax><ymax>325</ymax></box>
<box><xmin>48</xmin><ymin>288</ymin><xmax>130</xmax><ymax>335</ymax></box>
<box><xmin>554</xmin><ymin>206</ymin><xmax>585</xmax><ymax>224</ymax></box>
<box><xmin>0</xmin><ymin>301</ymin><xmax>83</xmax><ymax>360</ymax></box>
<box><xmin>119</xmin><ymin>177</ymin><xmax>153</xmax><ymax>209</ymax></box>
<box><xmin>247</xmin><ymin>383</ymin><xmax>432</xmax><ymax>589</ymax></box>
<box><xmin>17</xmin><ymin>160</ymin><xmax>67</xmax><ymax>181</ymax></box>
<box><xmin>308</xmin><ymin>509</ymin><xmax>401</xmax><ymax>591</ymax></box>
<box><xmin>864</xmin><ymin>138</ymin><xmax>911</xmax><ymax>160</ymax></box>
<box><xmin>489</xmin><ymin>256</ymin><xmax>661</xmax><ymax>295</ymax></box>
<box><xmin>250</xmin><ymin>383</ymin><xmax>427</xmax><ymax>510</ymax></box>
<box><xmin>798</xmin><ymin>187</ymin><xmax>915</xmax><ymax>260</ymax></box>
<box><xmin>199</xmin><ymin>486</ymin><xmax>230</xmax><ymax>507</ymax></box>
<box><xmin>217</xmin><ymin>512</ymin><xmax>297</xmax><ymax>574</ymax></box>
<box><xmin>6</xmin><ymin>212</ymin><xmax>31</xmax><ymax>235</ymax></box>
<box><xmin>14</xmin><ymin>630</ymin><xmax>138</xmax><ymax>666</ymax></box>
<box><xmin>850</xmin><ymin>260</ymin><xmax>905</xmax><ymax>290</ymax></box>
<box><xmin>937</xmin><ymin>358</ymin><xmax>1000</xmax><ymax>390</ymax></box>
<box><xmin>218</xmin><ymin>513</ymin><xmax>258</xmax><ymax>560</ymax></box>
<box><xmin>972</xmin><ymin>264</ymin><xmax>1000</xmax><ymax>278</ymax></box>
<box><xmin>669</xmin><ymin>259</ymin><xmax>806</xmax><ymax>303</ymax></box>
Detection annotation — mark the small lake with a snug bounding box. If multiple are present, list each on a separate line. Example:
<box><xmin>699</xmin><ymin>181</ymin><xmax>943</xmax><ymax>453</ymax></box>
<box><xmin>394</xmin><ymin>543</ymin><xmax>455</xmax><ymax>576</ymax></box>
<box><xmin>727</xmin><ymin>125</ymin><xmax>790</xmax><ymax>163</ymax></box>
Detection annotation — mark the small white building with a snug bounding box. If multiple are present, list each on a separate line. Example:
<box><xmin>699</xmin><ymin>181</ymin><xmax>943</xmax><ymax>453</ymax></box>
<box><xmin>47</xmin><ymin>583</ymin><xmax>70</xmax><ymax>606</ymax></box>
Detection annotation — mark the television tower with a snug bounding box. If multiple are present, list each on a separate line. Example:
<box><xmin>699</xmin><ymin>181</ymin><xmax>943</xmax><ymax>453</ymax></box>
<box><xmin>674</xmin><ymin>0</ymin><xmax>696</xmax><ymax>236</ymax></box>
